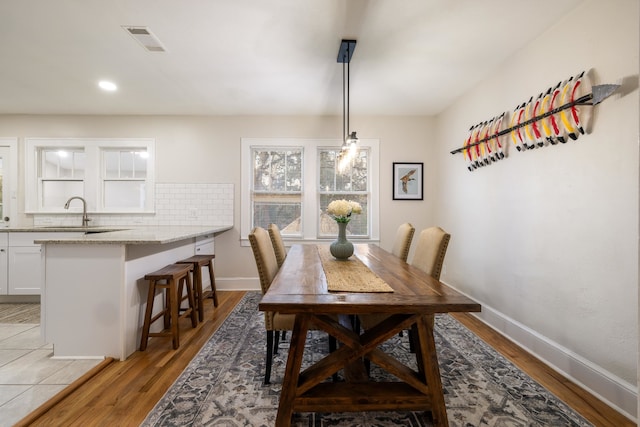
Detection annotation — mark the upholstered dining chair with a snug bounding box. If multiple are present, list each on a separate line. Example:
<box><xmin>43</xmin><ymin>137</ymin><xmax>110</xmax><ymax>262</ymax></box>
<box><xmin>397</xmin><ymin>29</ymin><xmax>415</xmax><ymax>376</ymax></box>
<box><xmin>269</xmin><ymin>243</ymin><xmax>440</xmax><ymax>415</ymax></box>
<box><xmin>405</xmin><ymin>226</ymin><xmax>451</xmax><ymax>351</ymax></box>
<box><xmin>249</xmin><ymin>226</ymin><xmax>337</xmax><ymax>384</ymax></box>
<box><xmin>410</xmin><ymin>226</ymin><xmax>450</xmax><ymax>280</ymax></box>
<box><xmin>268</xmin><ymin>223</ymin><xmax>287</xmax><ymax>268</ymax></box>
<box><xmin>359</xmin><ymin>226</ymin><xmax>451</xmax><ymax>347</ymax></box>
<box><xmin>249</xmin><ymin>226</ymin><xmax>294</xmax><ymax>384</ymax></box>
<box><xmin>390</xmin><ymin>222</ymin><xmax>415</xmax><ymax>262</ymax></box>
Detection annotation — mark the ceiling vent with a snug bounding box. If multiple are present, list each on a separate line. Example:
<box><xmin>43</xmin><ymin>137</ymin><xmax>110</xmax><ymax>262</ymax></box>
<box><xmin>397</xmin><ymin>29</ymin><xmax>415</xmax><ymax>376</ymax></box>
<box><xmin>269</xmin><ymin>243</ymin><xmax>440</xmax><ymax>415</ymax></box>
<box><xmin>122</xmin><ymin>26</ymin><xmax>166</xmax><ymax>52</ymax></box>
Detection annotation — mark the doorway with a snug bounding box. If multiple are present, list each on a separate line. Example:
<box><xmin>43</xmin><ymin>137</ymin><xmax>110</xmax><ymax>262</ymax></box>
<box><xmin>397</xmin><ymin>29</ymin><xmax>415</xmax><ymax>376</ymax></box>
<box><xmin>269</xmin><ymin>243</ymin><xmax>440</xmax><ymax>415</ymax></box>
<box><xmin>0</xmin><ymin>139</ymin><xmax>18</xmax><ymax>228</ymax></box>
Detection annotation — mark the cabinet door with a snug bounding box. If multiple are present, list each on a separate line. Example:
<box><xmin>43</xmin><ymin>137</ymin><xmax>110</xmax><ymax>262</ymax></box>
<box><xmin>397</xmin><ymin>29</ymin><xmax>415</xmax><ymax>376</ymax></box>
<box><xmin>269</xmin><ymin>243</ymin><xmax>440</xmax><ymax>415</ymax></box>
<box><xmin>8</xmin><ymin>246</ymin><xmax>42</xmax><ymax>295</ymax></box>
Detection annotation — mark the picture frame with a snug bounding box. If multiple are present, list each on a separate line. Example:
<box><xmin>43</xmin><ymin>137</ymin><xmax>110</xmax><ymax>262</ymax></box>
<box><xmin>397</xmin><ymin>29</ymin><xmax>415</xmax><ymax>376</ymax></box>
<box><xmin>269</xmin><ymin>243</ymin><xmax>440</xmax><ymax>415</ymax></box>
<box><xmin>393</xmin><ymin>162</ymin><xmax>423</xmax><ymax>200</ymax></box>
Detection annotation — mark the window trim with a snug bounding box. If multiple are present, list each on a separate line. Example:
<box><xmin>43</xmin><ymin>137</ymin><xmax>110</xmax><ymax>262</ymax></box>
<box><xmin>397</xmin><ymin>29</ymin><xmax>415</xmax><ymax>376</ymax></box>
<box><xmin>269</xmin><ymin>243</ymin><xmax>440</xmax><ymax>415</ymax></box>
<box><xmin>25</xmin><ymin>138</ymin><xmax>155</xmax><ymax>214</ymax></box>
<box><xmin>241</xmin><ymin>138</ymin><xmax>379</xmax><ymax>245</ymax></box>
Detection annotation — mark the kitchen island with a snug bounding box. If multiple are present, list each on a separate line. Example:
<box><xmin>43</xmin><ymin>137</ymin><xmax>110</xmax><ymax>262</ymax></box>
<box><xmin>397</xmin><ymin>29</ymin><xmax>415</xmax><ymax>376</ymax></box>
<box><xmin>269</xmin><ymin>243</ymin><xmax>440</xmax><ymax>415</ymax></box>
<box><xmin>35</xmin><ymin>225</ymin><xmax>232</xmax><ymax>360</ymax></box>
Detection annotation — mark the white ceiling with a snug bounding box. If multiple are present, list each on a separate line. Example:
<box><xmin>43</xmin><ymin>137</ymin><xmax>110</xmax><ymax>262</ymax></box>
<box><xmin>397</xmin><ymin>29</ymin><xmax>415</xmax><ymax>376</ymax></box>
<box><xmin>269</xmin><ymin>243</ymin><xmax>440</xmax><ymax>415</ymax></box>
<box><xmin>0</xmin><ymin>0</ymin><xmax>584</xmax><ymax>116</ymax></box>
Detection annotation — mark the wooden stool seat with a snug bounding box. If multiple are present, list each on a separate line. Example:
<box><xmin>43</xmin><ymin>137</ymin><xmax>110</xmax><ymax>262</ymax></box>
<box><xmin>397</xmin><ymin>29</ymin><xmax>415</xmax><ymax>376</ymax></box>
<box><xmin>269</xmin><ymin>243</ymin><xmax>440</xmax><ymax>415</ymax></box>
<box><xmin>140</xmin><ymin>263</ymin><xmax>197</xmax><ymax>351</ymax></box>
<box><xmin>177</xmin><ymin>254</ymin><xmax>218</xmax><ymax>322</ymax></box>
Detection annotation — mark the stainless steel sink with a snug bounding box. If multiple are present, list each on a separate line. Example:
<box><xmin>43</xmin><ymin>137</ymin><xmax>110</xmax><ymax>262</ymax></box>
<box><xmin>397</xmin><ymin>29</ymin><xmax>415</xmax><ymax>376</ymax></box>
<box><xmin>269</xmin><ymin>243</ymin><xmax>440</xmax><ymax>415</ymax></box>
<box><xmin>36</xmin><ymin>226</ymin><xmax>126</xmax><ymax>233</ymax></box>
<box><xmin>38</xmin><ymin>226</ymin><xmax>89</xmax><ymax>229</ymax></box>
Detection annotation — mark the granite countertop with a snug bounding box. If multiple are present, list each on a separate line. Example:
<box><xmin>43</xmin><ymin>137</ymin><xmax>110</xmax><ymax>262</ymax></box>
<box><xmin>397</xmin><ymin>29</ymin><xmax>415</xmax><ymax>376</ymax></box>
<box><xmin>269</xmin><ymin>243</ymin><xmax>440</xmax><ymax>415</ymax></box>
<box><xmin>19</xmin><ymin>225</ymin><xmax>234</xmax><ymax>245</ymax></box>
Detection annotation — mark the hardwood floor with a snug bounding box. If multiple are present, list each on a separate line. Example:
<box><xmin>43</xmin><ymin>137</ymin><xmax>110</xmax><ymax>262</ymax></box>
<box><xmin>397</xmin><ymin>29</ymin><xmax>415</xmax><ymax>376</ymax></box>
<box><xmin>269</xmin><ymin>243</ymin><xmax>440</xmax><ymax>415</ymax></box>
<box><xmin>16</xmin><ymin>291</ymin><xmax>633</xmax><ymax>427</ymax></box>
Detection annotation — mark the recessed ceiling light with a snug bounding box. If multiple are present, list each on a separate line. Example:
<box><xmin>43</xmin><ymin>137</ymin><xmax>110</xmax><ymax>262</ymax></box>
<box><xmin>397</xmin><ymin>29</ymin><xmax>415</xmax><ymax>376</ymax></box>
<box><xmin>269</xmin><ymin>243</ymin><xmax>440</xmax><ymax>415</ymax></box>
<box><xmin>98</xmin><ymin>80</ymin><xmax>118</xmax><ymax>91</ymax></box>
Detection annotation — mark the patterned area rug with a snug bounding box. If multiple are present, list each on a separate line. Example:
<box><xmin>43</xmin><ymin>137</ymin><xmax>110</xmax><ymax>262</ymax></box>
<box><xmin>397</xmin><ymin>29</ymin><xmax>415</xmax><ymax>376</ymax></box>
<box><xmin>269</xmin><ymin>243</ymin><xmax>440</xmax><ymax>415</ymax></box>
<box><xmin>142</xmin><ymin>292</ymin><xmax>592</xmax><ymax>426</ymax></box>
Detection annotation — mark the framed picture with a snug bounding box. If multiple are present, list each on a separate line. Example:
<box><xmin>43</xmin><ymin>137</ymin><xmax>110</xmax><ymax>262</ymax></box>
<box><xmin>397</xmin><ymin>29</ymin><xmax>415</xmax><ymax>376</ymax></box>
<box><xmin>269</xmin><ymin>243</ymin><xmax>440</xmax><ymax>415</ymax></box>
<box><xmin>393</xmin><ymin>162</ymin><xmax>423</xmax><ymax>200</ymax></box>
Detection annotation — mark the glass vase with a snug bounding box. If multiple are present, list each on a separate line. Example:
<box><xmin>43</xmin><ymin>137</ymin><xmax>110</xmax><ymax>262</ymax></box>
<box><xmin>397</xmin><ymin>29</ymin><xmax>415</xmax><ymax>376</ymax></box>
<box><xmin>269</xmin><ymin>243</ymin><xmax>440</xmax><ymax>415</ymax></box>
<box><xmin>330</xmin><ymin>221</ymin><xmax>354</xmax><ymax>260</ymax></box>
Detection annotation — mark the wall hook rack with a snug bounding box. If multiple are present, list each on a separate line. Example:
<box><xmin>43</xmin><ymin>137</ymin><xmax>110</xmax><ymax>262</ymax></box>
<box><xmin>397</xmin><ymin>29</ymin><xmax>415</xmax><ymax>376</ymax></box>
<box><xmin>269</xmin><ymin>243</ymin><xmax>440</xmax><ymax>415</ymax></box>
<box><xmin>450</xmin><ymin>71</ymin><xmax>620</xmax><ymax>171</ymax></box>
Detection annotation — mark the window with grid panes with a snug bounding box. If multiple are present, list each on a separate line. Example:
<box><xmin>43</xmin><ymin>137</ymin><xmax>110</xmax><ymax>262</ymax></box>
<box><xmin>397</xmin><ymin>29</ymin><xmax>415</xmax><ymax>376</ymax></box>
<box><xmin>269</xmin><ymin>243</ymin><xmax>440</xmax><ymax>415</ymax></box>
<box><xmin>39</xmin><ymin>148</ymin><xmax>85</xmax><ymax>210</ymax></box>
<box><xmin>251</xmin><ymin>147</ymin><xmax>303</xmax><ymax>236</ymax></box>
<box><xmin>241</xmin><ymin>138</ymin><xmax>379</xmax><ymax>243</ymax></box>
<box><xmin>102</xmin><ymin>149</ymin><xmax>149</xmax><ymax>210</ymax></box>
<box><xmin>25</xmin><ymin>138</ymin><xmax>155</xmax><ymax>213</ymax></box>
<box><xmin>318</xmin><ymin>148</ymin><xmax>369</xmax><ymax>237</ymax></box>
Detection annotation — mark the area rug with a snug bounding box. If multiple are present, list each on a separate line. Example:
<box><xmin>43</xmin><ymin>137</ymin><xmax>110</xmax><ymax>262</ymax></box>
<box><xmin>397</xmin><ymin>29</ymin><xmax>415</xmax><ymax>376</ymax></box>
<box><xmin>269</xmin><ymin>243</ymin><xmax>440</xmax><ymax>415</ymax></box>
<box><xmin>141</xmin><ymin>292</ymin><xmax>592</xmax><ymax>426</ymax></box>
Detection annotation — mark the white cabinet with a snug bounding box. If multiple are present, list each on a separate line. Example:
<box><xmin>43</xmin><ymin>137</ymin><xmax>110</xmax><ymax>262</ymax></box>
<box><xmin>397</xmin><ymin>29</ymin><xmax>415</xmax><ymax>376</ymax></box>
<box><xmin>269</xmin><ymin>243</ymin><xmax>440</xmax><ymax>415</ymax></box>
<box><xmin>0</xmin><ymin>233</ymin><xmax>7</xmax><ymax>295</ymax></box>
<box><xmin>9</xmin><ymin>246</ymin><xmax>43</xmax><ymax>294</ymax></box>
<box><xmin>195</xmin><ymin>233</ymin><xmax>215</xmax><ymax>254</ymax></box>
<box><xmin>195</xmin><ymin>233</ymin><xmax>215</xmax><ymax>289</ymax></box>
<box><xmin>6</xmin><ymin>232</ymin><xmax>82</xmax><ymax>295</ymax></box>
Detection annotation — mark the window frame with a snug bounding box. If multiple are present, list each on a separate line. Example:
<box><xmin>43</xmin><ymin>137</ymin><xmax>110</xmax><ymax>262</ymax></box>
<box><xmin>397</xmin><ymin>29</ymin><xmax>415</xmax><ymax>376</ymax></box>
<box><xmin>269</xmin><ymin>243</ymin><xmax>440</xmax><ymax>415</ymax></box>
<box><xmin>25</xmin><ymin>138</ymin><xmax>155</xmax><ymax>214</ymax></box>
<box><xmin>241</xmin><ymin>138</ymin><xmax>379</xmax><ymax>245</ymax></box>
<box><xmin>250</xmin><ymin>145</ymin><xmax>304</xmax><ymax>238</ymax></box>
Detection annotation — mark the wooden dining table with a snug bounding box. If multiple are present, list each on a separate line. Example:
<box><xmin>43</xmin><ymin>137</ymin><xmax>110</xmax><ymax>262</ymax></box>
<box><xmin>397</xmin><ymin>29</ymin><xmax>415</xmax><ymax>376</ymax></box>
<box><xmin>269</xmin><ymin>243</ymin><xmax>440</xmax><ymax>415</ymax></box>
<box><xmin>258</xmin><ymin>243</ymin><xmax>481</xmax><ymax>427</ymax></box>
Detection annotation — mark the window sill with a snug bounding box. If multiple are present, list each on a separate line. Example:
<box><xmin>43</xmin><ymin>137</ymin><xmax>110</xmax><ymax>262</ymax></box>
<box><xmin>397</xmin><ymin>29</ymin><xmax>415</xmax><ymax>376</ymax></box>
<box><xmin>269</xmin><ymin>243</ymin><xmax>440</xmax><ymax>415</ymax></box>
<box><xmin>240</xmin><ymin>238</ymin><xmax>380</xmax><ymax>247</ymax></box>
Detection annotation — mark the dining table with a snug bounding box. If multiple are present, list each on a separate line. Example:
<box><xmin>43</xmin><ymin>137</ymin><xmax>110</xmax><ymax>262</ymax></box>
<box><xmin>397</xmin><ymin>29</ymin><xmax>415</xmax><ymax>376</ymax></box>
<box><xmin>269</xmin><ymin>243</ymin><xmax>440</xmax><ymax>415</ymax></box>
<box><xmin>258</xmin><ymin>243</ymin><xmax>481</xmax><ymax>427</ymax></box>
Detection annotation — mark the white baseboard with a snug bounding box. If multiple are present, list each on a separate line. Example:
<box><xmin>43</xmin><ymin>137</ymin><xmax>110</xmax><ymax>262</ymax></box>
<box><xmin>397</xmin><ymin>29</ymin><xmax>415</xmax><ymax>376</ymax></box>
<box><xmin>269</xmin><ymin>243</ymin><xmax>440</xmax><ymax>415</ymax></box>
<box><xmin>465</xmin><ymin>294</ymin><xmax>637</xmax><ymax>422</ymax></box>
<box><xmin>216</xmin><ymin>277</ymin><xmax>260</xmax><ymax>291</ymax></box>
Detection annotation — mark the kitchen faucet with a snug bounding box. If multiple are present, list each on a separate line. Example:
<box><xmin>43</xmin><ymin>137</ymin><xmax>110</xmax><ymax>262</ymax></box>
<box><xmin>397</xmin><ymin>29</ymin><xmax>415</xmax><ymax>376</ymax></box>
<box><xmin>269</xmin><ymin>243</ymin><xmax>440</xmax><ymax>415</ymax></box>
<box><xmin>64</xmin><ymin>196</ymin><xmax>91</xmax><ymax>227</ymax></box>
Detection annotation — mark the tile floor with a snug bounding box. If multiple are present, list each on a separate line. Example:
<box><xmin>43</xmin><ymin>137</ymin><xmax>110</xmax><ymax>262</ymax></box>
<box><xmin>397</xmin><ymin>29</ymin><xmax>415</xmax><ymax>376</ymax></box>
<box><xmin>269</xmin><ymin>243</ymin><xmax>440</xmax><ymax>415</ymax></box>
<box><xmin>0</xmin><ymin>323</ymin><xmax>102</xmax><ymax>427</ymax></box>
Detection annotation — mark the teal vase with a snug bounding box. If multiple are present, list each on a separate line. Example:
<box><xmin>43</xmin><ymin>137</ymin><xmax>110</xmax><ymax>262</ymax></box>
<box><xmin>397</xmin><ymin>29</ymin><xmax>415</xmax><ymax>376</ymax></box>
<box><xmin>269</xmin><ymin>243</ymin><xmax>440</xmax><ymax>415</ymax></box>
<box><xmin>330</xmin><ymin>221</ymin><xmax>354</xmax><ymax>260</ymax></box>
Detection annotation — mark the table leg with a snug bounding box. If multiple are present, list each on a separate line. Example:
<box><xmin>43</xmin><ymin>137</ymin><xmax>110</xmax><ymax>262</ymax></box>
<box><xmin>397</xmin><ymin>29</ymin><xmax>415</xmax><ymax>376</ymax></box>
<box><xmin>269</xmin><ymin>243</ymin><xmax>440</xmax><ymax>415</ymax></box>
<box><xmin>338</xmin><ymin>314</ymin><xmax>368</xmax><ymax>382</ymax></box>
<box><xmin>276</xmin><ymin>313</ymin><xmax>311</xmax><ymax>427</ymax></box>
<box><xmin>414</xmin><ymin>314</ymin><xmax>448</xmax><ymax>427</ymax></box>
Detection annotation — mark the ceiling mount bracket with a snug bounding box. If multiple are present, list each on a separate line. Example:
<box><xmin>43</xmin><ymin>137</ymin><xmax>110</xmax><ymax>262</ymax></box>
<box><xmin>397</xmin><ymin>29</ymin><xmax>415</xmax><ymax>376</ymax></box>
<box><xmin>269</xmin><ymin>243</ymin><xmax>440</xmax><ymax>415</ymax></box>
<box><xmin>337</xmin><ymin>40</ymin><xmax>357</xmax><ymax>63</ymax></box>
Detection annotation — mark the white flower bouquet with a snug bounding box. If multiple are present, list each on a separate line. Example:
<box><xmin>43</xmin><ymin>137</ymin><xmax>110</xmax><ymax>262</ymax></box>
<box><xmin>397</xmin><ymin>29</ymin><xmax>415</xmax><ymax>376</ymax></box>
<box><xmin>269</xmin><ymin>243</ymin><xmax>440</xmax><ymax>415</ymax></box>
<box><xmin>327</xmin><ymin>199</ymin><xmax>362</xmax><ymax>223</ymax></box>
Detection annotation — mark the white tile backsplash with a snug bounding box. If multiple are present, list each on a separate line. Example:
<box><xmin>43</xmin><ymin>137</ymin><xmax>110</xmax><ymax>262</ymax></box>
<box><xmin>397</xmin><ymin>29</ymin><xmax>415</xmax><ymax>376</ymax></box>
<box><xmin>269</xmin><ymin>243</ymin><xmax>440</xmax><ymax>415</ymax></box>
<box><xmin>33</xmin><ymin>183</ymin><xmax>234</xmax><ymax>227</ymax></box>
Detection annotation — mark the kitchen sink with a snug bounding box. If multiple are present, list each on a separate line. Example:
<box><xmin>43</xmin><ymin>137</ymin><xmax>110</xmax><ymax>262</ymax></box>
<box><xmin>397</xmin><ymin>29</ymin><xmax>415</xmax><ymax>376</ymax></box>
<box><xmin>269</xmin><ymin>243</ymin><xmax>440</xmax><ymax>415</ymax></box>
<box><xmin>36</xmin><ymin>226</ymin><xmax>126</xmax><ymax>233</ymax></box>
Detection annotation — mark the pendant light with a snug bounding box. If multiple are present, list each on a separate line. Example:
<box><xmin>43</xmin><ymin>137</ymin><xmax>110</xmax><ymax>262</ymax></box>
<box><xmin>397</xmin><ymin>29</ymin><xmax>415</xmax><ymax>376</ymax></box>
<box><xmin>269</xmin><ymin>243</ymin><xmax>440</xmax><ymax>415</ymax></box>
<box><xmin>337</xmin><ymin>40</ymin><xmax>357</xmax><ymax>169</ymax></box>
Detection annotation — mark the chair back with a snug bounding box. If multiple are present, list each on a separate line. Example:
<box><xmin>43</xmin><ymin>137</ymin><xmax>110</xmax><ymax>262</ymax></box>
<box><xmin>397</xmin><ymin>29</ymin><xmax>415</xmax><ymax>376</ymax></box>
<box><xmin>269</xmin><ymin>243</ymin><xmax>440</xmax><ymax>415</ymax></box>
<box><xmin>390</xmin><ymin>222</ymin><xmax>415</xmax><ymax>262</ymax></box>
<box><xmin>268</xmin><ymin>223</ymin><xmax>287</xmax><ymax>268</ymax></box>
<box><xmin>411</xmin><ymin>226</ymin><xmax>450</xmax><ymax>280</ymax></box>
<box><xmin>248</xmin><ymin>226</ymin><xmax>280</xmax><ymax>294</ymax></box>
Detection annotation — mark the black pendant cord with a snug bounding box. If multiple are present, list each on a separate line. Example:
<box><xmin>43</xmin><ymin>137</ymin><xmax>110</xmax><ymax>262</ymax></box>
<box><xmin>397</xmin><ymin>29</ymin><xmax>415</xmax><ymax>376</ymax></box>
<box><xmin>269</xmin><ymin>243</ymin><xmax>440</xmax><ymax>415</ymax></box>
<box><xmin>346</xmin><ymin>49</ymin><xmax>350</xmax><ymax>139</ymax></box>
<box><xmin>343</xmin><ymin>59</ymin><xmax>346</xmax><ymax>143</ymax></box>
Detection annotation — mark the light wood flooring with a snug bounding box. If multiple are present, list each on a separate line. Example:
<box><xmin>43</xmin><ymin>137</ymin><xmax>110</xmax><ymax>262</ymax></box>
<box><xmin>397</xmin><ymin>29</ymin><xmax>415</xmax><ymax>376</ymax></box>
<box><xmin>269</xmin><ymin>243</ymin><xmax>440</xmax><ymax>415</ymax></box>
<box><xmin>16</xmin><ymin>291</ymin><xmax>634</xmax><ymax>427</ymax></box>
<box><xmin>0</xmin><ymin>304</ymin><xmax>40</xmax><ymax>324</ymax></box>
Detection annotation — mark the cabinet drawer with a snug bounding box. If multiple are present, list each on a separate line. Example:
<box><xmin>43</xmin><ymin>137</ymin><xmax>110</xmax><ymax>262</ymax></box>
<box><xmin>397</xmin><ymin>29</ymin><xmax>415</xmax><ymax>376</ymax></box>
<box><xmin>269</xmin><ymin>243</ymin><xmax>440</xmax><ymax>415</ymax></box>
<box><xmin>195</xmin><ymin>235</ymin><xmax>214</xmax><ymax>255</ymax></box>
<box><xmin>0</xmin><ymin>232</ymin><xmax>7</xmax><ymax>246</ymax></box>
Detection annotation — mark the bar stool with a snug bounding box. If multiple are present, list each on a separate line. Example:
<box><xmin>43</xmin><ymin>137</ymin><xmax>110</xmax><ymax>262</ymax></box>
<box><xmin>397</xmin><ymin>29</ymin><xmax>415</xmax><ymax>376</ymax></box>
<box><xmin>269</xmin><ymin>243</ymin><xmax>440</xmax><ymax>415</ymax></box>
<box><xmin>140</xmin><ymin>263</ymin><xmax>197</xmax><ymax>351</ymax></box>
<box><xmin>177</xmin><ymin>254</ymin><xmax>218</xmax><ymax>322</ymax></box>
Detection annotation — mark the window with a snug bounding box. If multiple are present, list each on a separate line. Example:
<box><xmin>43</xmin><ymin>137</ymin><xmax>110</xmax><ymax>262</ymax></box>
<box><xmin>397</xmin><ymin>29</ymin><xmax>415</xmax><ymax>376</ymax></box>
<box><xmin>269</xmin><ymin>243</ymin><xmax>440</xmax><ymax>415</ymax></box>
<box><xmin>39</xmin><ymin>148</ymin><xmax>85</xmax><ymax>210</ymax></box>
<box><xmin>252</xmin><ymin>147</ymin><xmax>303</xmax><ymax>236</ymax></box>
<box><xmin>241</xmin><ymin>138</ymin><xmax>379</xmax><ymax>243</ymax></box>
<box><xmin>102</xmin><ymin>149</ymin><xmax>149</xmax><ymax>210</ymax></box>
<box><xmin>25</xmin><ymin>138</ymin><xmax>155</xmax><ymax>213</ymax></box>
<box><xmin>318</xmin><ymin>148</ymin><xmax>369</xmax><ymax>237</ymax></box>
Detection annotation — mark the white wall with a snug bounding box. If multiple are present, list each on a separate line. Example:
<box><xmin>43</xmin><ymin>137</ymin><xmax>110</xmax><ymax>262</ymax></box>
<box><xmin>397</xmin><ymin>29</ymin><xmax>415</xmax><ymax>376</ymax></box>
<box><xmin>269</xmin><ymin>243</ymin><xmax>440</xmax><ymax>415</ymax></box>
<box><xmin>0</xmin><ymin>114</ymin><xmax>436</xmax><ymax>280</ymax></box>
<box><xmin>434</xmin><ymin>0</ymin><xmax>638</xmax><ymax>418</ymax></box>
